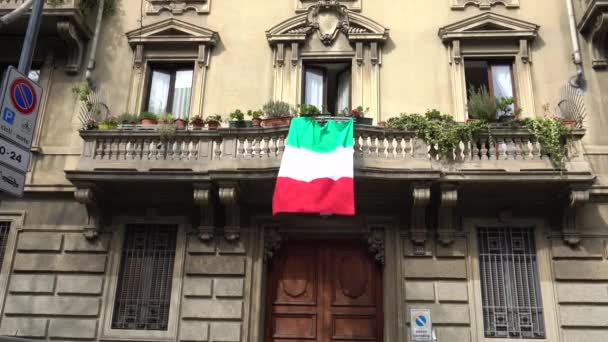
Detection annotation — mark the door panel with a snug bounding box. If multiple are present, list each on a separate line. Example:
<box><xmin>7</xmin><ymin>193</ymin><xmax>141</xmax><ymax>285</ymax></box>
<box><xmin>267</xmin><ymin>242</ymin><xmax>382</xmax><ymax>342</ymax></box>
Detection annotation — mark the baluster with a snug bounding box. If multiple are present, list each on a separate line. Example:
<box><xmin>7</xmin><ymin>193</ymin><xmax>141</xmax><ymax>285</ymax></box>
<box><xmin>395</xmin><ymin>136</ymin><xmax>403</xmax><ymax>158</ymax></box>
<box><xmin>142</xmin><ymin>139</ymin><xmax>150</xmax><ymax>160</ymax></box>
<box><xmin>269</xmin><ymin>135</ymin><xmax>278</xmax><ymax>157</ymax></box>
<box><xmin>117</xmin><ymin>139</ymin><xmax>126</xmax><ymax>160</ymax></box>
<box><xmin>480</xmin><ymin>138</ymin><xmax>489</xmax><ymax>160</ymax></box>
<box><xmin>369</xmin><ymin>134</ymin><xmax>378</xmax><ymax>157</ymax></box>
<box><xmin>278</xmin><ymin>135</ymin><xmax>286</xmax><ymax>156</ymax></box>
<box><xmin>237</xmin><ymin>137</ymin><xmax>245</xmax><ymax>158</ymax></box>
<box><xmin>166</xmin><ymin>141</ymin><xmax>175</xmax><ymax>160</ymax></box>
<box><xmin>507</xmin><ymin>138</ymin><xmax>517</xmax><ymax>160</ymax></box>
<box><xmin>520</xmin><ymin>137</ymin><xmax>530</xmax><ymax>160</ymax></box>
<box><xmin>455</xmin><ymin>141</ymin><xmax>464</xmax><ymax>162</ymax></box>
<box><xmin>174</xmin><ymin>140</ymin><xmax>182</xmax><ymax>160</ymax></box>
<box><xmin>95</xmin><ymin>138</ymin><xmax>103</xmax><ymax>159</ymax></box>
<box><xmin>354</xmin><ymin>134</ymin><xmax>363</xmax><ymax>157</ymax></box>
<box><xmin>214</xmin><ymin>138</ymin><xmax>222</xmax><ymax>159</ymax></box>
<box><xmin>253</xmin><ymin>138</ymin><xmax>262</xmax><ymax>157</ymax></box>
<box><xmin>126</xmin><ymin>141</ymin><xmax>133</xmax><ymax>160</ymax></box>
<box><xmin>471</xmin><ymin>138</ymin><xmax>479</xmax><ymax>161</ymax></box>
<box><xmin>377</xmin><ymin>135</ymin><xmax>386</xmax><ymax>158</ymax></box>
<box><xmin>244</xmin><ymin>137</ymin><xmax>253</xmax><ymax>158</ymax></box>
<box><xmin>190</xmin><ymin>140</ymin><xmax>198</xmax><ymax>160</ymax></box>
<box><xmin>361</xmin><ymin>134</ymin><xmax>370</xmax><ymax>157</ymax></box>
<box><xmin>463</xmin><ymin>140</ymin><xmax>471</xmax><ymax>161</ymax></box>
<box><xmin>497</xmin><ymin>137</ymin><xmax>507</xmax><ymax>160</ymax></box>
<box><xmin>530</xmin><ymin>138</ymin><xmax>540</xmax><ymax>160</ymax></box>
<box><xmin>262</xmin><ymin>136</ymin><xmax>270</xmax><ymax>158</ymax></box>
<box><xmin>110</xmin><ymin>139</ymin><xmax>119</xmax><ymax>160</ymax></box>
<box><xmin>386</xmin><ymin>135</ymin><xmax>394</xmax><ymax>158</ymax></box>
<box><xmin>180</xmin><ymin>140</ymin><xmax>188</xmax><ymax>160</ymax></box>
<box><xmin>158</xmin><ymin>141</ymin><xmax>166</xmax><ymax>160</ymax></box>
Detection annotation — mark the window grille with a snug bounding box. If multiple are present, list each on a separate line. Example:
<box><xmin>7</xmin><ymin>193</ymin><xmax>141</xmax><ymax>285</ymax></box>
<box><xmin>112</xmin><ymin>224</ymin><xmax>177</xmax><ymax>330</ymax></box>
<box><xmin>478</xmin><ymin>227</ymin><xmax>545</xmax><ymax>339</ymax></box>
<box><xmin>0</xmin><ymin>221</ymin><xmax>11</xmax><ymax>268</ymax></box>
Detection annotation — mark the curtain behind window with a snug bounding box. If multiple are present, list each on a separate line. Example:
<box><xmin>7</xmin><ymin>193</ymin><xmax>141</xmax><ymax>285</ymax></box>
<box><xmin>171</xmin><ymin>70</ymin><xmax>193</xmax><ymax>119</ymax></box>
<box><xmin>491</xmin><ymin>64</ymin><xmax>514</xmax><ymax>116</ymax></box>
<box><xmin>305</xmin><ymin>68</ymin><xmax>324</xmax><ymax>110</ymax></box>
<box><xmin>336</xmin><ymin>70</ymin><xmax>350</xmax><ymax>114</ymax></box>
<box><xmin>148</xmin><ymin>70</ymin><xmax>170</xmax><ymax>115</ymax></box>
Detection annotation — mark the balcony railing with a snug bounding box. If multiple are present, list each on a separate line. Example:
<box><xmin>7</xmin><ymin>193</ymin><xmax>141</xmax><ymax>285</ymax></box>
<box><xmin>73</xmin><ymin>125</ymin><xmax>591</xmax><ymax>181</ymax></box>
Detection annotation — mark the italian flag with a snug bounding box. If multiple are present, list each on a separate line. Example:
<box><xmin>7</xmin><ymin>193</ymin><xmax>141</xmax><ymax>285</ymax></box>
<box><xmin>272</xmin><ymin>117</ymin><xmax>355</xmax><ymax>216</ymax></box>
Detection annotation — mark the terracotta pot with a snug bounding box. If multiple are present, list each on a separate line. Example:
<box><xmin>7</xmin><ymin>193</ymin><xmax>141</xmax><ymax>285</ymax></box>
<box><xmin>229</xmin><ymin>120</ymin><xmax>252</xmax><ymax>128</ymax></box>
<box><xmin>377</xmin><ymin>121</ymin><xmax>386</xmax><ymax>127</ymax></box>
<box><xmin>141</xmin><ymin>118</ymin><xmax>157</xmax><ymax>126</ymax></box>
<box><xmin>561</xmin><ymin>119</ymin><xmax>576</xmax><ymax>129</ymax></box>
<box><xmin>355</xmin><ymin>117</ymin><xmax>373</xmax><ymax>125</ymax></box>
<box><xmin>252</xmin><ymin>118</ymin><xmax>262</xmax><ymax>127</ymax></box>
<box><xmin>207</xmin><ymin>121</ymin><xmax>221</xmax><ymax>129</ymax></box>
<box><xmin>261</xmin><ymin>116</ymin><xmax>292</xmax><ymax>128</ymax></box>
<box><xmin>174</xmin><ymin>119</ymin><xmax>187</xmax><ymax>130</ymax></box>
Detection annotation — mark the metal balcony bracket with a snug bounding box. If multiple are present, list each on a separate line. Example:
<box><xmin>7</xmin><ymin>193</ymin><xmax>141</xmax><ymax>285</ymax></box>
<box><xmin>193</xmin><ymin>183</ymin><xmax>217</xmax><ymax>242</ymax></box>
<box><xmin>437</xmin><ymin>184</ymin><xmax>458</xmax><ymax>246</ymax></box>
<box><xmin>57</xmin><ymin>21</ymin><xmax>85</xmax><ymax>75</ymax></box>
<box><xmin>74</xmin><ymin>187</ymin><xmax>102</xmax><ymax>240</ymax></box>
<box><xmin>411</xmin><ymin>183</ymin><xmax>431</xmax><ymax>245</ymax></box>
<box><xmin>263</xmin><ymin>227</ymin><xmax>282</xmax><ymax>261</ymax></box>
<box><xmin>219</xmin><ymin>183</ymin><xmax>240</xmax><ymax>242</ymax></box>
<box><xmin>562</xmin><ymin>187</ymin><xmax>590</xmax><ymax>247</ymax></box>
<box><xmin>365</xmin><ymin>226</ymin><xmax>385</xmax><ymax>265</ymax></box>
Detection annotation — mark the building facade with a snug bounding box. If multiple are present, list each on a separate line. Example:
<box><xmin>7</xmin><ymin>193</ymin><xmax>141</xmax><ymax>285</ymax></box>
<box><xmin>0</xmin><ymin>0</ymin><xmax>607</xmax><ymax>342</ymax></box>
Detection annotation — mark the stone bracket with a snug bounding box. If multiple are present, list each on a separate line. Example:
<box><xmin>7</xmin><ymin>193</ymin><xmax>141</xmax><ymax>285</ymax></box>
<box><xmin>219</xmin><ymin>183</ymin><xmax>240</xmax><ymax>242</ymax></box>
<box><xmin>264</xmin><ymin>227</ymin><xmax>283</xmax><ymax>261</ymax></box>
<box><xmin>74</xmin><ymin>187</ymin><xmax>102</xmax><ymax>240</ymax></box>
<box><xmin>451</xmin><ymin>0</ymin><xmax>519</xmax><ymax>10</ymax></box>
<box><xmin>437</xmin><ymin>184</ymin><xmax>458</xmax><ymax>246</ymax></box>
<box><xmin>193</xmin><ymin>183</ymin><xmax>217</xmax><ymax>242</ymax></box>
<box><xmin>411</xmin><ymin>183</ymin><xmax>431</xmax><ymax>245</ymax></box>
<box><xmin>365</xmin><ymin>226</ymin><xmax>385</xmax><ymax>265</ymax></box>
<box><xmin>562</xmin><ymin>187</ymin><xmax>590</xmax><ymax>246</ymax></box>
<box><xmin>57</xmin><ymin>21</ymin><xmax>85</xmax><ymax>75</ymax></box>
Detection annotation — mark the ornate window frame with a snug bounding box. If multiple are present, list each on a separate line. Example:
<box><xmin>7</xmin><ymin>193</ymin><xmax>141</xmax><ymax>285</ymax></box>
<box><xmin>146</xmin><ymin>0</ymin><xmax>210</xmax><ymax>15</ymax></box>
<box><xmin>578</xmin><ymin>1</ymin><xmax>608</xmax><ymax>69</ymax></box>
<box><xmin>451</xmin><ymin>0</ymin><xmax>519</xmax><ymax>10</ymax></box>
<box><xmin>439</xmin><ymin>13</ymin><xmax>539</xmax><ymax>122</ymax></box>
<box><xmin>266</xmin><ymin>2</ymin><xmax>388</xmax><ymax>122</ymax></box>
<box><xmin>125</xmin><ymin>18</ymin><xmax>218</xmax><ymax>117</ymax></box>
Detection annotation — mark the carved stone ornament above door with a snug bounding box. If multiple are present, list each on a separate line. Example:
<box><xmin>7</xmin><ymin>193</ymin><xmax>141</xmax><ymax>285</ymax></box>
<box><xmin>146</xmin><ymin>0</ymin><xmax>210</xmax><ymax>15</ymax></box>
<box><xmin>451</xmin><ymin>0</ymin><xmax>519</xmax><ymax>10</ymax></box>
<box><xmin>297</xmin><ymin>0</ymin><xmax>361</xmax><ymax>12</ymax></box>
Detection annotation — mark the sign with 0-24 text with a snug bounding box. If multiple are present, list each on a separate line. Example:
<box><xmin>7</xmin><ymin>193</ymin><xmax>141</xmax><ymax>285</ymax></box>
<box><xmin>0</xmin><ymin>65</ymin><xmax>43</xmax><ymax>150</ymax></box>
<box><xmin>410</xmin><ymin>308</ymin><xmax>432</xmax><ymax>342</ymax></box>
<box><xmin>0</xmin><ymin>137</ymin><xmax>29</xmax><ymax>172</ymax></box>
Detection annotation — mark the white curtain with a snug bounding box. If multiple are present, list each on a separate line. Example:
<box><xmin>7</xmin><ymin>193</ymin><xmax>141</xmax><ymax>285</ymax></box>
<box><xmin>491</xmin><ymin>64</ymin><xmax>514</xmax><ymax>116</ymax></box>
<box><xmin>305</xmin><ymin>68</ymin><xmax>324</xmax><ymax>110</ymax></box>
<box><xmin>171</xmin><ymin>70</ymin><xmax>193</xmax><ymax>118</ymax></box>
<box><xmin>148</xmin><ymin>70</ymin><xmax>170</xmax><ymax>115</ymax></box>
<box><xmin>336</xmin><ymin>70</ymin><xmax>351</xmax><ymax>114</ymax></box>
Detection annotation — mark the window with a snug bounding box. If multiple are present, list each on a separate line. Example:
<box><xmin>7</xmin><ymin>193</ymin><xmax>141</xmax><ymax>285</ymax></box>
<box><xmin>0</xmin><ymin>221</ymin><xmax>11</xmax><ymax>268</ymax></box>
<box><xmin>303</xmin><ymin>61</ymin><xmax>351</xmax><ymax>114</ymax></box>
<box><xmin>478</xmin><ymin>227</ymin><xmax>544</xmax><ymax>339</ymax></box>
<box><xmin>145</xmin><ymin>64</ymin><xmax>193</xmax><ymax>118</ymax></box>
<box><xmin>465</xmin><ymin>60</ymin><xmax>515</xmax><ymax>117</ymax></box>
<box><xmin>111</xmin><ymin>224</ymin><xmax>177</xmax><ymax>331</ymax></box>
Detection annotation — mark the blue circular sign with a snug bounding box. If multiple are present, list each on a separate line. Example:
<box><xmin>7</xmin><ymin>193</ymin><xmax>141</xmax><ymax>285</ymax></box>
<box><xmin>9</xmin><ymin>78</ymin><xmax>36</xmax><ymax>114</ymax></box>
<box><xmin>415</xmin><ymin>314</ymin><xmax>427</xmax><ymax>327</ymax></box>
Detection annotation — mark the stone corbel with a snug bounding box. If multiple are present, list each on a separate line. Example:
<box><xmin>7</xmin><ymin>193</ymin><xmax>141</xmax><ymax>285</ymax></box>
<box><xmin>437</xmin><ymin>184</ymin><xmax>458</xmax><ymax>246</ymax></box>
<box><xmin>219</xmin><ymin>184</ymin><xmax>240</xmax><ymax>242</ymax></box>
<box><xmin>356</xmin><ymin>42</ymin><xmax>364</xmax><ymax>66</ymax></box>
<box><xmin>365</xmin><ymin>227</ymin><xmax>385</xmax><ymax>265</ymax></box>
<box><xmin>134</xmin><ymin>44</ymin><xmax>144</xmax><ymax>69</ymax></box>
<box><xmin>75</xmin><ymin>187</ymin><xmax>102</xmax><ymax>240</ymax></box>
<box><xmin>291</xmin><ymin>42</ymin><xmax>300</xmax><ymax>66</ymax></box>
<box><xmin>193</xmin><ymin>183</ymin><xmax>217</xmax><ymax>242</ymax></box>
<box><xmin>452</xmin><ymin>40</ymin><xmax>461</xmax><ymax>65</ymax></box>
<box><xmin>197</xmin><ymin>44</ymin><xmax>212</xmax><ymax>69</ymax></box>
<box><xmin>590</xmin><ymin>13</ymin><xmax>608</xmax><ymax>69</ymax></box>
<box><xmin>562</xmin><ymin>187</ymin><xmax>590</xmax><ymax>246</ymax></box>
<box><xmin>411</xmin><ymin>183</ymin><xmax>431</xmax><ymax>245</ymax></box>
<box><xmin>519</xmin><ymin>39</ymin><xmax>530</xmax><ymax>64</ymax></box>
<box><xmin>264</xmin><ymin>227</ymin><xmax>282</xmax><ymax>261</ymax></box>
<box><xmin>276</xmin><ymin>43</ymin><xmax>285</xmax><ymax>67</ymax></box>
<box><xmin>57</xmin><ymin>21</ymin><xmax>84</xmax><ymax>75</ymax></box>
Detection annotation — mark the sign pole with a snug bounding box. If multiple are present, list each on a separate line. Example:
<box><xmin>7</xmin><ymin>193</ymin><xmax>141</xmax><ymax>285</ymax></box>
<box><xmin>17</xmin><ymin>0</ymin><xmax>44</xmax><ymax>74</ymax></box>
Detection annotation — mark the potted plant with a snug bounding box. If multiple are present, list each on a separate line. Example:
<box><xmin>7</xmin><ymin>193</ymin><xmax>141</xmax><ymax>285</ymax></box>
<box><xmin>99</xmin><ymin>116</ymin><xmax>118</xmax><ymax>130</ymax></box>
<box><xmin>467</xmin><ymin>86</ymin><xmax>497</xmax><ymax>122</ymax></box>
<box><xmin>496</xmin><ymin>97</ymin><xmax>517</xmax><ymax>123</ymax></box>
<box><xmin>229</xmin><ymin>109</ymin><xmax>252</xmax><ymax>128</ymax></box>
<box><xmin>158</xmin><ymin>113</ymin><xmax>175</xmax><ymax>125</ymax></box>
<box><xmin>174</xmin><ymin>117</ymin><xmax>188</xmax><ymax>130</ymax></box>
<box><xmin>205</xmin><ymin>114</ymin><xmax>223</xmax><ymax>129</ymax></box>
<box><xmin>139</xmin><ymin>111</ymin><xmax>158</xmax><ymax>126</ymax></box>
<box><xmin>299</xmin><ymin>103</ymin><xmax>321</xmax><ymax>117</ymax></box>
<box><xmin>349</xmin><ymin>106</ymin><xmax>373</xmax><ymax>125</ymax></box>
<box><xmin>190</xmin><ymin>115</ymin><xmax>204</xmax><ymax>130</ymax></box>
<box><xmin>262</xmin><ymin>100</ymin><xmax>293</xmax><ymax>127</ymax></box>
<box><xmin>84</xmin><ymin>118</ymin><xmax>98</xmax><ymax>130</ymax></box>
<box><xmin>248</xmin><ymin>109</ymin><xmax>264</xmax><ymax>127</ymax></box>
<box><xmin>117</xmin><ymin>113</ymin><xmax>137</xmax><ymax>125</ymax></box>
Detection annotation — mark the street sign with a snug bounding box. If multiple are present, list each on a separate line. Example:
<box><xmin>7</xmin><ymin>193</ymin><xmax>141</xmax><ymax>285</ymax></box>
<box><xmin>0</xmin><ymin>66</ymin><xmax>42</xmax><ymax>149</ymax></box>
<box><xmin>410</xmin><ymin>308</ymin><xmax>432</xmax><ymax>342</ymax></box>
<box><xmin>0</xmin><ymin>164</ymin><xmax>26</xmax><ymax>197</ymax></box>
<box><xmin>0</xmin><ymin>138</ymin><xmax>30</xmax><ymax>172</ymax></box>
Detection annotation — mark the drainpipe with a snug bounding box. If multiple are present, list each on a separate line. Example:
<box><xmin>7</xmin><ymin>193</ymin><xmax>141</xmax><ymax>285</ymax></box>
<box><xmin>85</xmin><ymin>0</ymin><xmax>105</xmax><ymax>84</ymax></box>
<box><xmin>566</xmin><ymin>0</ymin><xmax>584</xmax><ymax>88</ymax></box>
<box><xmin>0</xmin><ymin>0</ymin><xmax>34</xmax><ymax>29</ymax></box>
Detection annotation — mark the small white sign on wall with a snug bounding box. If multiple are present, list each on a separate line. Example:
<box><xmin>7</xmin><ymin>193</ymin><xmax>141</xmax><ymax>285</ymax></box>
<box><xmin>410</xmin><ymin>308</ymin><xmax>432</xmax><ymax>342</ymax></box>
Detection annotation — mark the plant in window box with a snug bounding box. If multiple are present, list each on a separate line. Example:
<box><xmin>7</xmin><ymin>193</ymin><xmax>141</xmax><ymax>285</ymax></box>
<box><xmin>99</xmin><ymin>116</ymin><xmax>118</xmax><ymax>130</ymax></box>
<box><xmin>139</xmin><ymin>111</ymin><xmax>158</xmax><ymax>126</ymax></box>
<box><xmin>174</xmin><ymin>117</ymin><xmax>188</xmax><ymax>130</ymax></box>
<box><xmin>204</xmin><ymin>114</ymin><xmax>223</xmax><ymax>129</ymax></box>
<box><xmin>298</xmin><ymin>104</ymin><xmax>321</xmax><ymax>117</ymax></box>
<box><xmin>248</xmin><ymin>110</ymin><xmax>264</xmax><ymax>127</ymax></box>
<box><xmin>349</xmin><ymin>106</ymin><xmax>373</xmax><ymax>125</ymax></box>
<box><xmin>228</xmin><ymin>109</ymin><xmax>252</xmax><ymax>128</ymax></box>
<box><xmin>262</xmin><ymin>100</ymin><xmax>293</xmax><ymax>127</ymax></box>
<box><xmin>467</xmin><ymin>86</ymin><xmax>497</xmax><ymax>122</ymax></box>
<box><xmin>190</xmin><ymin>115</ymin><xmax>204</xmax><ymax>130</ymax></box>
<box><xmin>158</xmin><ymin>113</ymin><xmax>175</xmax><ymax>125</ymax></box>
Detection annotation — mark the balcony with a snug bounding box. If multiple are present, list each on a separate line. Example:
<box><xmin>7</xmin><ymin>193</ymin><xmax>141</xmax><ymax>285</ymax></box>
<box><xmin>0</xmin><ymin>0</ymin><xmax>93</xmax><ymax>73</ymax></box>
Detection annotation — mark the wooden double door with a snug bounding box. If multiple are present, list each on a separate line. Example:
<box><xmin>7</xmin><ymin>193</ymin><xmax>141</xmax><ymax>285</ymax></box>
<box><xmin>266</xmin><ymin>241</ymin><xmax>383</xmax><ymax>342</ymax></box>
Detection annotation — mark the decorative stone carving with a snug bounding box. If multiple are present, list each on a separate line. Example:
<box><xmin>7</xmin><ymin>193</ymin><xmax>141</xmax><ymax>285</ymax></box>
<box><xmin>57</xmin><ymin>21</ymin><xmax>85</xmax><ymax>75</ymax></box>
<box><xmin>193</xmin><ymin>183</ymin><xmax>217</xmax><ymax>242</ymax></box>
<box><xmin>577</xmin><ymin>1</ymin><xmax>608</xmax><ymax>69</ymax></box>
<box><xmin>307</xmin><ymin>1</ymin><xmax>350</xmax><ymax>46</ymax></box>
<box><xmin>411</xmin><ymin>183</ymin><xmax>431</xmax><ymax>245</ymax></box>
<box><xmin>218</xmin><ymin>184</ymin><xmax>240</xmax><ymax>242</ymax></box>
<box><xmin>146</xmin><ymin>0</ymin><xmax>210</xmax><ymax>15</ymax></box>
<box><xmin>451</xmin><ymin>0</ymin><xmax>519</xmax><ymax>10</ymax></box>
<box><xmin>264</xmin><ymin>228</ymin><xmax>282</xmax><ymax>261</ymax></box>
<box><xmin>562</xmin><ymin>187</ymin><xmax>590</xmax><ymax>246</ymax></box>
<box><xmin>297</xmin><ymin>0</ymin><xmax>361</xmax><ymax>12</ymax></box>
<box><xmin>74</xmin><ymin>187</ymin><xmax>101</xmax><ymax>240</ymax></box>
<box><xmin>437</xmin><ymin>184</ymin><xmax>458</xmax><ymax>246</ymax></box>
<box><xmin>366</xmin><ymin>228</ymin><xmax>385</xmax><ymax>265</ymax></box>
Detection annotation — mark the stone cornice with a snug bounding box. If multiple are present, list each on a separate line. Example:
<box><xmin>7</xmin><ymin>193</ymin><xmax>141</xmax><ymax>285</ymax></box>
<box><xmin>439</xmin><ymin>12</ymin><xmax>539</xmax><ymax>42</ymax></box>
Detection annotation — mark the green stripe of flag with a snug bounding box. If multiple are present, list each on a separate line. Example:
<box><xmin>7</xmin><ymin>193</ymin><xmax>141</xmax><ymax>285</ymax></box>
<box><xmin>285</xmin><ymin>117</ymin><xmax>354</xmax><ymax>153</ymax></box>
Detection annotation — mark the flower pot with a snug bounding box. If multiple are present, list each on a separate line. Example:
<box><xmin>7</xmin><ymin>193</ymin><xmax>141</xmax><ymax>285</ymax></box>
<box><xmin>377</xmin><ymin>121</ymin><xmax>386</xmax><ymax>127</ymax></box>
<box><xmin>561</xmin><ymin>119</ymin><xmax>576</xmax><ymax>129</ymax></box>
<box><xmin>174</xmin><ymin>119</ymin><xmax>187</xmax><ymax>130</ymax></box>
<box><xmin>229</xmin><ymin>120</ymin><xmax>252</xmax><ymax>128</ymax></box>
<box><xmin>252</xmin><ymin>118</ymin><xmax>262</xmax><ymax>127</ymax></box>
<box><xmin>207</xmin><ymin>121</ymin><xmax>221</xmax><ymax>129</ymax></box>
<box><xmin>355</xmin><ymin>117</ymin><xmax>373</xmax><ymax>125</ymax></box>
<box><xmin>141</xmin><ymin>119</ymin><xmax>157</xmax><ymax>126</ymax></box>
<box><xmin>191</xmin><ymin>122</ymin><xmax>204</xmax><ymax>130</ymax></box>
<box><xmin>261</xmin><ymin>116</ymin><xmax>292</xmax><ymax>127</ymax></box>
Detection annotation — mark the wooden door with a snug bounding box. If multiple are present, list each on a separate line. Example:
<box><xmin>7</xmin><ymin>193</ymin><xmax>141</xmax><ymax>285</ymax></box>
<box><xmin>266</xmin><ymin>241</ymin><xmax>383</xmax><ymax>342</ymax></box>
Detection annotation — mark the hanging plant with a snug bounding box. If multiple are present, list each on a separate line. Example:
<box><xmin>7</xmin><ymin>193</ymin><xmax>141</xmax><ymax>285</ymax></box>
<box><xmin>519</xmin><ymin>117</ymin><xmax>569</xmax><ymax>169</ymax></box>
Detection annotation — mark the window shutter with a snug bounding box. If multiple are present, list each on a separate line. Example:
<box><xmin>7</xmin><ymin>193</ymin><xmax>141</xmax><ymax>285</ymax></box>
<box><xmin>478</xmin><ymin>227</ymin><xmax>545</xmax><ymax>339</ymax></box>
<box><xmin>0</xmin><ymin>221</ymin><xmax>11</xmax><ymax>268</ymax></box>
<box><xmin>112</xmin><ymin>224</ymin><xmax>177</xmax><ymax>331</ymax></box>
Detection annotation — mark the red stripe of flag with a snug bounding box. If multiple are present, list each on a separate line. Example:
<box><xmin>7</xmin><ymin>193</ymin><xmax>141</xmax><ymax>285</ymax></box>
<box><xmin>272</xmin><ymin>177</ymin><xmax>355</xmax><ymax>216</ymax></box>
